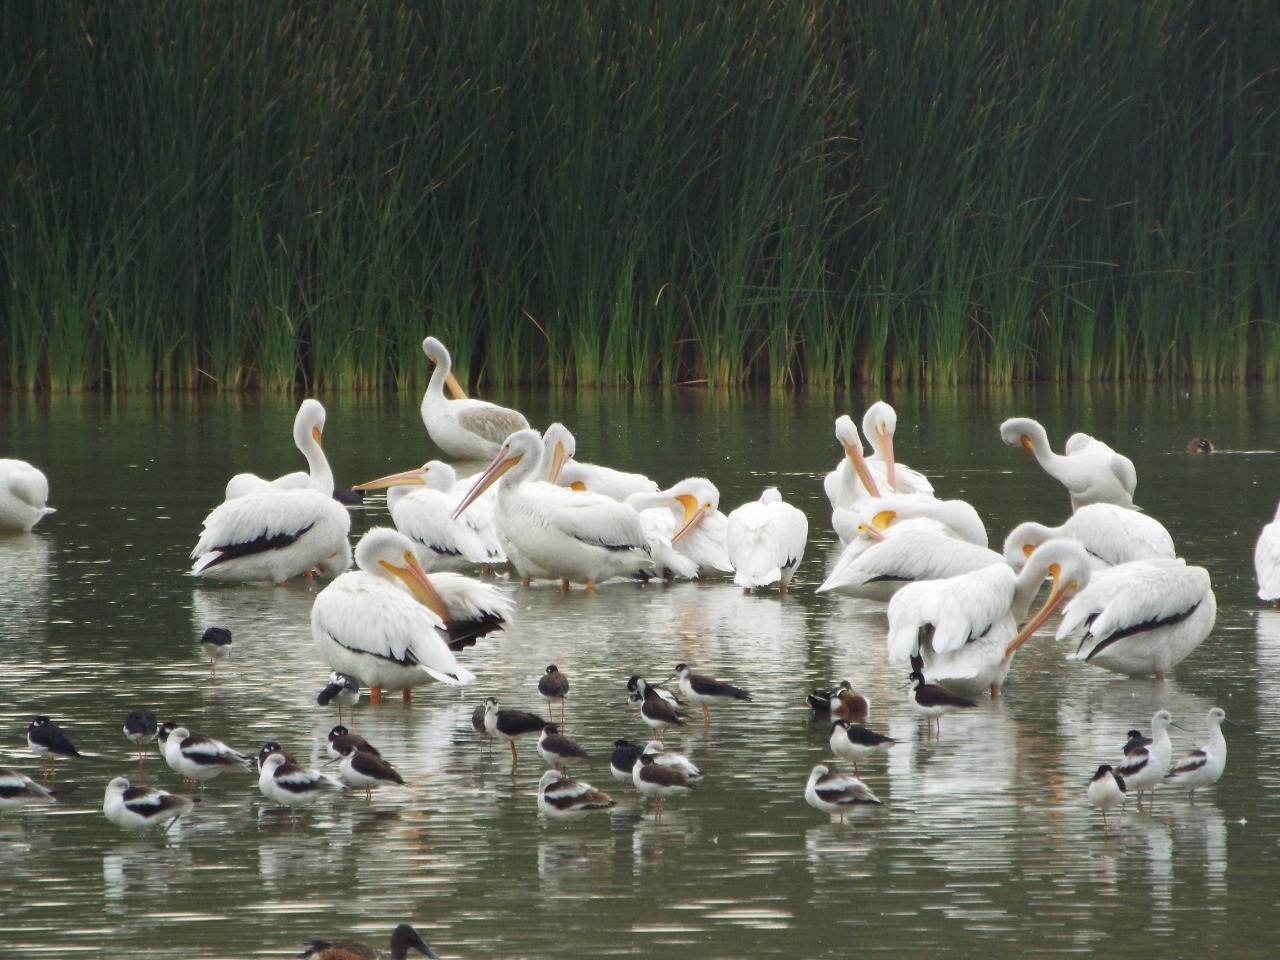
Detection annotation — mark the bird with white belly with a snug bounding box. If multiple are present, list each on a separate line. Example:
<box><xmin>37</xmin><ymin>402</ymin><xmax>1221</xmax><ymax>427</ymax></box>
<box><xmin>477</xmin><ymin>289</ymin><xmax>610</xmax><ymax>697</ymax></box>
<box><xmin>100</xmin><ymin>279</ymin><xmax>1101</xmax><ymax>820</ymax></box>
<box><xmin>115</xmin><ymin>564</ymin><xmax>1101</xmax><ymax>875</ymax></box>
<box><xmin>1253</xmin><ymin>500</ymin><xmax>1280</xmax><ymax>607</ymax></box>
<box><xmin>420</xmin><ymin>336</ymin><xmax>529</xmax><ymax>461</ymax></box>
<box><xmin>999</xmin><ymin>417</ymin><xmax>1137</xmax><ymax>510</ymax></box>
<box><xmin>0</xmin><ymin>459</ymin><xmax>55</xmax><ymax>534</ymax></box>
<box><xmin>725</xmin><ymin>487</ymin><xmax>808</xmax><ymax>594</ymax></box>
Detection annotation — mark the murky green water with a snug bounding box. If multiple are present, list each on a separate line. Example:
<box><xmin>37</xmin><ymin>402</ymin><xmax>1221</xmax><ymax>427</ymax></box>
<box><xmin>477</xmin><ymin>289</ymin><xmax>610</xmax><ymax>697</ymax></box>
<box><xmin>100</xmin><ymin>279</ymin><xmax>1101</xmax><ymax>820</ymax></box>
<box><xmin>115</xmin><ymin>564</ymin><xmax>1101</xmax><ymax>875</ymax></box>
<box><xmin>1</xmin><ymin>386</ymin><xmax>1277</xmax><ymax>959</ymax></box>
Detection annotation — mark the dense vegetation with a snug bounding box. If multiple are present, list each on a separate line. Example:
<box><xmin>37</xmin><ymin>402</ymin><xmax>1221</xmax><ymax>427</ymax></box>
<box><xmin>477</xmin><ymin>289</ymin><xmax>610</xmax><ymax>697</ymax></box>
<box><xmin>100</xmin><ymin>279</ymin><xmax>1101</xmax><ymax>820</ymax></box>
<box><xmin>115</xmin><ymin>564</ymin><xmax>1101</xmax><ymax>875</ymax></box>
<box><xmin>3</xmin><ymin>1</ymin><xmax>1277</xmax><ymax>391</ymax></box>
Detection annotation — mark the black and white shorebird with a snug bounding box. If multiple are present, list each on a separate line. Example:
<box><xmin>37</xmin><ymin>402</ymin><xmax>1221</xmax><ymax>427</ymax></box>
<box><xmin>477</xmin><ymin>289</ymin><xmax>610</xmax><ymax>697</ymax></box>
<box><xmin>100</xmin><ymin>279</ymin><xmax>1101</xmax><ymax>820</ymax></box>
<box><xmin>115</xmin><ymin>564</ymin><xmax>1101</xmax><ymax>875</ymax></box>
<box><xmin>103</xmin><ymin>776</ymin><xmax>196</xmax><ymax>832</ymax></box>
<box><xmin>626</xmin><ymin>673</ymin><xmax>683</xmax><ymax>708</ymax></box>
<box><xmin>537</xmin><ymin>769</ymin><xmax>615</xmax><ymax>821</ymax></box>
<box><xmin>258</xmin><ymin>741</ymin><xmax>299</xmax><ymax>769</ymax></box>
<box><xmin>334</xmin><ymin>742</ymin><xmax>406</xmax><ymax>801</ymax></box>
<box><xmin>907</xmin><ymin>670</ymin><xmax>977</xmax><ymax>738</ymax></box>
<box><xmin>1165</xmin><ymin>706</ymin><xmax>1234</xmax><ymax>801</ymax></box>
<box><xmin>641</xmin><ymin>740</ymin><xmax>702</xmax><ymax>780</ymax></box>
<box><xmin>633</xmin><ymin>752</ymin><xmax>694</xmax><ymax>819</ymax></box>
<box><xmin>159</xmin><ymin>722</ymin><xmax>252</xmax><ymax>789</ymax></box>
<box><xmin>258</xmin><ymin>752</ymin><xmax>345</xmax><ymax>813</ymax></box>
<box><xmin>1123</xmin><ymin>728</ymin><xmax>1152</xmax><ymax>755</ymax></box>
<box><xmin>672</xmin><ymin>662</ymin><xmax>751</xmax><ymax>725</ymax></box>
<box><xmin>327</xmin><ymin>725</ymin><xmax>381</xmax><ymax>761</ymax></box>
<box><xmin>299</xmin><ymin>923</ymin><xmax>440</xmax><ymax>960</ymax></box>
<box><xmin>536</xmin><ymin>724</ymin><xmax>589</xmax><ymax>769</ymax></box>
<box><xmin>805</xmin><ymin>764</ymin><xmax>881</xmax><ymax>822</ymax></box>
<box><xmin>27</xmin><ymin>716</ymin><xmax>80</xmax><ymax>783</ymax></box>
<box><xmin>609</xmin><ymin>739</ymin><xmax>644</xmax><ymax>794</ymax></box>
<box><xmin>317</xmin><ymin>672</ymin><xmax>361</xmax><ymax>727</ymax></box>
<box><xmin>829</xmin><ymin>720</ymin><xmax>898</xmax><ymax>777</ymax></box>
<box><xmin>537</xmin><ymin>664</ymin><xmax>570</xmax><ymax>722</ymax></box>
<box><xmin>123</xmin><ymin>709</ymin><xmax>159</xmax><ymax>765</ymax></box>
<box><xmin>1087</xmin><ymin>764</ymin><xmax>1126</xmax><ymax>829</ymax></box>
<box><xmin>481</xmin><ymin>696</ymin><xmax>547</xmax><ymax>770</ymax></box>
<box><xmin>0</xmin><ymin>767</ymin><xmax>56</xmax><ymax>811</ymax></box>
<box><xmin>471</xmin><ymin>700</ymin><xmax>493</xmax><ymax>754</ymax></box>
<box><xmin>629</xmin><ymin>676</ymin><xmax>686</xmax><ymax>732</ymax></box>
<box><xmin>200</xmin><ymin>626</ymin><xmax>232</xmax><ymax>679</ymax></box>
<box><xmin>1116</xmin><ymin>709</ymin><xmax>1174</xmax><ymax>807</ymax></box>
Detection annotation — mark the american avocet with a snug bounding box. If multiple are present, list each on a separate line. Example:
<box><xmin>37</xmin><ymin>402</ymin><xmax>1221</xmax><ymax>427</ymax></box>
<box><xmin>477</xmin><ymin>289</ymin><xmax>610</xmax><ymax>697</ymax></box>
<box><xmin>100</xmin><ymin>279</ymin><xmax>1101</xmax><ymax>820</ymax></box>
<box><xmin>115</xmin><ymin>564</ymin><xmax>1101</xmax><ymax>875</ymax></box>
<box><xmin>627</xmin><ymin>674</ymin><xmax>683</xmax><ymax>708</ymax></box>
<box><xmin>0</xmin><ymin>767</ymin><xmax>55</xmax><ymax>811</ymax></box>
<box><xmin>317</xmin><ymin>672</ymin><xmax>360</xmax><ymax>727</ymax></box>
<box><xmin>123</xmin><ymin>710</ymin><xmax>158</xmax><ymax>765</ymax></box>
<box><xmin>537</xmin><ymin>664</ymin><xmax>569</xmax><ymax>722</ymax></box>
<box><xmin>633</xmin><ymin>753</ymin><xmax>694</xmax><ymax>819</ymax></box>
<box><xmin>725</xmin><ymin>487</ymin><xmax>808</xmax><ymax>594</ymax></box>
<box><xmin>828</xmin><ymin>720</ymin><xmax>898</xmax><ymax>777</ymax></box>
<box><xmin>1087</xmin><ymin>764</ymin><xmax>1126</xmax><ymax>829</ymax></box>
<box><xmin>300</xmin><ymin>922</ymin><xmax>440</xmax><ymax>960</ymax></box>
<box><xmin>672</xmin><ymin>662</ymin><xmax>751</xmax><ymax>725</ymax></box>
<box><xmin>536</xmin><ymin>724</ymin><xmax>589</xmax><ymax>769</ymax></box>
<box><xmin>103</xmin><ymin>776</ymin><xmax>196</xmax><ymax>832</ymax></box>
<box><xmin>258</xmin><ymin>752</ymin><xmax>345</xmax><ymax>812</ymax></box>
<box><xmin>1000</xmin><ymin>417</ymin><xmax>1137</xmax><ymax>510</ymax></box>
<box><xmin>805</xmin><ymin>764</ymin><xmax>881</xmax><ymax>822</ymax></box>
<box><xmin>609</xmin><ymin>739</ymin><xmax>644</xmax><ymax>794</ymax></box>
<box><xmin>334</xmin><ymin>743</ymin><xmax>405</xmax><ymax>801</ymax></box>
<box><xmin>482</xmin><ymin>697</ymin><xmax>546</xmax><ymax>770</ymax></box>
<box><xmin>537</xmin><ymin>769</ymin><xmax>616</xmax><ymax>821</ymax></box>
<box><xmin>906</xmin><ymin>671</ymin><xmax>977</xmax><ymax>738</ymax></box>
<box><xmin>1165</xmin><ymin>707</ymin><xmax>1233</xmax><ymax>801</ymax></box>
<box><xmin>326</xmin><ymin>725</ymin><xmax>381</xmax><ymax>761</ymax></box>
<box><xmin>641</xmin><ymin>741</ymin><xmax>701</xmax><ymax>780</ymax></box>
<box><xmin>1116</xmin><ymin>709</ymin><xmax>1174</xmax><ymax>807</ymax></box>
<box><xmin>199</xmin><ymin>626</ymin><xmax>232</xmax><ymax>679</ymax></box>
<box><xmin>27</xmin><ymin>716</ymin><xmax>79</xmax><ymax>784</ymax></box>
<box><xmin>159</xmin><ymin>723</ymin><xmax>252</xmax><ymax>789</ymax></box>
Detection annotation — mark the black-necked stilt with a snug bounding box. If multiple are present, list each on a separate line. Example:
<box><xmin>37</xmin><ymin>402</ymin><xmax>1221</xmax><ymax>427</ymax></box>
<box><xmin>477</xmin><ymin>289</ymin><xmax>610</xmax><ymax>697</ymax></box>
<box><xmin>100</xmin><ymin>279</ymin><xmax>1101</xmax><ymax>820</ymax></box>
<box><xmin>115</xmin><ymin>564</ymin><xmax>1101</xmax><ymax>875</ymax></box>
<box><xmin>907</xmin><ymin>671</ymin><xmax>977</xmax><ymax>738</ymax></box>
<box><xmin>1088</xmin><ymin>764</ymin><xmax>1126</xmax><ymax>829</ymax></box>
<box><xmin>482</xmin><ymin>696</ymin><xmax>546</xmax><ymax>770</ymax></box>
<box><xmin>609</xmin><ymin>739</ymin><xmax>643</xmax><ymax>794</ymax></box>
<box><xmin>160</xmin><ymin>723</ymin><xmax>252</xmax><ymax>789</ymax></box>
<box><xmin>537</xmin><ymin>769</ymin><xmax>616</xmax><ymax>821</ymax></box>
<box><xmin>258</xmin><ymin>752</ymin><xmax>345</xmax><ymax>812</ymax></box>
<box><xmin>630</xmin><ymin>677</ymin><xmax>685</xmax><ymax>732</ymax></box>
<box><xmin>1116</xmin><ymin>709</ymin><xmax>1174</xmax><ymax>806</ymax></box>
<box><xmin>299</xmin><ymin>923</ymin><xmax>440</xmax><ymax>960</ymax></box>
<box><xmin>200</xmin><ymin>626</ymin><xmax>232</xmax><ymax>679</ymax></box>
<box><xmin>27</xmin><ymin>716</ymin><xmax>79</xmax><ymax>784</ymax></box>
<box><xmin>536</xmin><ymin>724</ymin><xmax>589</xmax><ymax>769</ymax></box>
<box><xmin>828</xmin><ymin>719</ymin><xmax>897</xmax><ymax>776</ymax></box>
<box><xmin>632</xmin><ymin>753</ymin><xmax>693</xmax><ymax>819</ymax></box>
<box><xmin>1123</xmin><ymin>728</ymin><xmax>1152</xmax><ymax>755</ymax></box>
<box><xmin>537</xmin><ymin>664</ymin><xmax>569</xmax><ymax>722</ymax></box>
<box><xmin>327</xmin><ymin>725</ymin><xmax>381</xmax><ymax>762</ymax></box>
<box><xmin>805</xmin><ymin>764</ymin><xmax>881</xmax><ymax>822</ymax></box>
<box><xmin>0</xmin><ymin>767</ymin><xmax>56</xmax><ymax>811</ymax></box>
<box><xmin>103</xmin><ymin>776</ymin><xmax>196</xmax><ymax>832</ymax></box>
<box><xmin>672</xmin><ymin>662</ymin><xmax>751</xmax><ymax>725</ymax></box>
<box><xmin>626</xmin><ymin>674</ymin><xmax>683</xmax><ymax>708</ymax></box>
<box><xmin>258</xmin><ymin>741</ymin><xmax>298</xmax><ymax>770</ymax></box>
<box><xmin>1165</xmin><ymin>707</ymin><xmax>1234</xmax><ymax>801</ymax></box>
<box><xmin>641</xmin><ymin>740</ymin><xmax>701</xmax><ymax>780</ymax></box>
<box><xmin>334</xmin><ymin>743</ymin><xmax>405</xmax><ymax>801</ymax></box>
<box><xmin>123</xmin><ymin>709</ymin><xmax>158</xmax><ymax>766</ymax></box>
<box><xmin>317</xmin><ymin>672</ymin><xmax>360</xmax><ymax>727</ymax></box>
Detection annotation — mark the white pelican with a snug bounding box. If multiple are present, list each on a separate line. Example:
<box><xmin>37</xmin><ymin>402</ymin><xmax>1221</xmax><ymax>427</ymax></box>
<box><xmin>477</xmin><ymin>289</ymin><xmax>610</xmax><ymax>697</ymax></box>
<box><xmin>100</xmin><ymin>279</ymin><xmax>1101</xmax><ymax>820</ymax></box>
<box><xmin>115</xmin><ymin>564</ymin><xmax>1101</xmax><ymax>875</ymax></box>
<box><xmin>420</xmin><ymin>336</ymin><xmax>529</xmax><ymax>461</ymax></box>
<box><xmin>1254</xmin><ymin>501</ymin><xmax>1280</xmax><ymax>606</ymax></box>
<box><xmin>823</xmin><ymin>415</ymin><xmax>883</xmax><ymax>510</ymax></box>
<box><xmin>999</xmin><ymin>417</ymin><xmax>1137</xmax><ymax>510</ymax></box>
<box><xmin>622</xmin><ymin>488</ymin><xmax>700</xmax><ymax>580</ymax></box>
<box><xmin>417</xmin><ymin>567</ymin><xmax>515</xmax><ymax>648</ymax></box>
<box><xmin>1003</xmin><ymin>503</ymin><xmax>1175</xmax><ymax>572</ymax></box>
<box><xmin>355</xmin><ymin>461</ymin><xmax>503</xmax><ymax>570</ymax></box>
<box><xmin>1054</xmin><ymin>558</ymin><xmax>1215</xmax><ymax>678</ymax></box>
<box><xmin>311</xmin><ymin>527</ymin><xmax>477</xmax><ymax>703</ymax></box>
<box><xmin>887</xmin><ymin>538</ymin><xmax>1092</xmax><ymax>697</ymax></box>
<box><xmin>543</xmin><ymin>422</ymin><xmax>659</xmax><ymax>501</ymax></box>
<box><xmin>225</xmin><ymin>399</ymin><xmax>334</xmax><ymax>499</ymax></box>
<box><xmin>452</xmin><ymin>429</ymin><xmax>653</xmax><ymax>590</ymax></box>
<box><xmin>190</xmin><ymin>488</ymin><xmax>351</xmax><ymax>584</ymax></box>
<box><xmin>654</xmin><ymin>477</ymin><xmax>733</xmax><ymax>576</ymax></box>
<box><xmin>860</xmin><ymin>401</ymin><xmax>935</xmax><ymax>497</ymax></box>
<box><xmin>0</xmin><ymin>459</ymin><xmax>55</xmax><ymax>534</ymax></box>
<box><xmin>725</xmin><ymin>487</ymin><xmax>808</xmax><ymax>594</ymax></box>
<box><xmin>832</xmin><ymin>492</ymin><xmax>988</xmax><ymax>550</ymax></box>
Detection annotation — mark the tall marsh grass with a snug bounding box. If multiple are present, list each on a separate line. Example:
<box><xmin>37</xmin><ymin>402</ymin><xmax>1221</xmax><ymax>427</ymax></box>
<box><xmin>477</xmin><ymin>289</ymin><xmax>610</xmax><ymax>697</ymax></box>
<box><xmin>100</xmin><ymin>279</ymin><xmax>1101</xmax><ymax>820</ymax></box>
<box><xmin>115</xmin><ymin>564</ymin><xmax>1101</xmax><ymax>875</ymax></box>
<box><xmin>1</xmin><ymin>1</ymin><xmax>1276</xmax><ymax>391</ymax></box>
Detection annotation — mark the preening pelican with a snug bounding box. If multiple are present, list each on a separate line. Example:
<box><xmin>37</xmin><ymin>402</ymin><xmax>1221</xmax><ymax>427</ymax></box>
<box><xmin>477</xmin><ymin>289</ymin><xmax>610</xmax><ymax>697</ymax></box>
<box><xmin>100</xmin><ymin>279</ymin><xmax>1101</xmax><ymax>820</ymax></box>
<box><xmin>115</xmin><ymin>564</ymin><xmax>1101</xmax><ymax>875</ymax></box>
<box><xmin>453</xmin><ymin>429</ymin><xmax>653</xmax><ymax>590</ymax></box>
<box><xmin>823</xmin><ymin>415</ymin><xmax>882</xmax><ymax>510</ymax></box>
<box><xmin>1254</xmin><ymin>501</ymin><xmax>1280</xmax><ymax>606</ymax></box>
<box><xmin>887</xmin><ymin>538</ymin><xmax>1092</xmax><ymax>697</ymax></box>
<box><xmin>1054</xmin><ymin>558</ymin><xmax>1215</xmax><ymax>678</ymax></box>
<box><xmin>420</xmin><ymin>337</ymin><xmax>529</xmax><ymax>461</ymax></box>
<box><xmin>543</xmin><ymin>422</ymin><xmax>660</xmax><ymax>501</ymax></box>
<box><xmin>624</xmin><ymin>477</ymin><xmax>732</xmax><ymax>579</ymax></box>
<box><xmin>190</xmin><ymin>488</ymin><xmax>351</xmax><ymax>583</ymax></box>
<box><xmin>311</xmin><ymin>527</ymin><xmax>477</xmax><ymax>703</ymax></box>
<box><xmin>999</xmin><ymin>417</ymin><xmax>1137</xmax><ymax>510</ymax></box>
<box><xmin>861</xmin><ymin>401</ymin><xmax>935</xmax><ymax>498</ymax></box>
<box><xmin>355</xmin><ymin>461</ymin><xmax>503</xmax><ymax>570</ymax></box>
<box><xmin>1003</xmin><ymin>503</ymin><xmax>1176</xmax><ymax>572</ymax></box>
<box><xmin>0</xmin><ymin>459</ymin><xmax>55</xmax><ymax>534</ymax></box>
<box><xmin>823</xmin><ymin>405</ymin><xmax>934</xmax><ymax>511</ymax></box>
<box><xmin>225</xmin><ymin>399</ymin><xmax>334</xmax><ymax>500</ymax></box>
<box><xmin>725</xmin><ymin>487</ymin><xmax>808</xmax><ymax>594</ymax></box>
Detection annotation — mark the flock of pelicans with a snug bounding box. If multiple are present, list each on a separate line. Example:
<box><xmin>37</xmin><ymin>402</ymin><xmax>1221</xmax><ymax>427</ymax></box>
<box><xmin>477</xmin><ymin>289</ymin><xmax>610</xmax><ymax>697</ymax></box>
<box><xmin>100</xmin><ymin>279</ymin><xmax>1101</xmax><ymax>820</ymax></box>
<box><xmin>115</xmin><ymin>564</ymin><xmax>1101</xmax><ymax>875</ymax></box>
<box><xmin>0</xmin><ymin>335</ymin><xmax>1274</xmax><ymax>958</ymax></box>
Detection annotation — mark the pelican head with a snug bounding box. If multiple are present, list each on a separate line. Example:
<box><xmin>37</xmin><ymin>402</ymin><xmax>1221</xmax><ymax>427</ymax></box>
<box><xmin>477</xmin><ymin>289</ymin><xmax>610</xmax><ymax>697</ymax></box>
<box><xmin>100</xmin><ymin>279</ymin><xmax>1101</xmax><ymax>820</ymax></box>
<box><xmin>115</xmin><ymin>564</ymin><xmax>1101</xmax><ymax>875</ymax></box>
<box><xmin>422</xmin><ymin>336</ymin><xmax>468</xmax><ymax>399</ymax></box>
<box><xmin>1004</xmin><ymin>538</ymin><xmax>1092</xmax><ymax>657</ymax></box>
<box><xmin>999</xmin><ymin>417</ymin><xmax>1048</xmax><ymax>455</ymax></box>
<box><xmin>295</xmin><ymin>398</ymin><xmax>326</xmax><ymax>450</ymax></box>
<box><xmin>355</xmin><ymin>526</ymin><xmax>448</xmax><ymax>619</ymax></box>
<box><xmin>834</xmin><ymin>415</ymin><xmax>880</xmax><ymax>498</ymax></box>
<box><xmin>669</xmin><ymin>477</ymin><xmax>721</xmax><ymax>545</ymax></box>
<box><xmin>862</xmin><ymin>401</ymin><xmax>898</xmax><ymax>491</ymax></box>
<box><xmin>542</xmin><ymin>423</ymin><xmax>577</xmax><ymax>484</ymax></box>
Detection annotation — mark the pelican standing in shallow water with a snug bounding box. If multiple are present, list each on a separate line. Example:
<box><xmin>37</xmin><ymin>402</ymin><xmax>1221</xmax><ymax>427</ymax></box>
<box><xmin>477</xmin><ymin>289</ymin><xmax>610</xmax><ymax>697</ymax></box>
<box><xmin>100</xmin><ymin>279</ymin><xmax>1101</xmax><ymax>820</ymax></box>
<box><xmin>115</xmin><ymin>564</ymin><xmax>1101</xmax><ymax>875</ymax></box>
<box><xmin>420</xmin><ymin>336</ymin><xmax>529</xmax><ymax>461</ymax></box>
<box><xmin>224</xmin><ymin>398</ymin><xmax>334</xmax><ymax>500</ymax></box>
<box><xmin>1003</xmin><ymin>503</ymin><xmax>1176</xmax><ymax>572</ymax></box>
<box><xmin>0</xmin><ymin>459</ymin><xmax>55</xmax><ymax>534</ymax></box>
<box><xmin>725</xmin><ymin>487</ymin><xmax>808</xmax><ymax>594</ymax></box>
<box><xmin>888</xmin><ymin>538</ymin><xmax>1093</xmax><ymax>697</ymax></box>
<box><xmin>999</xmin><ymin>417</ymin><xmax>1137</xmax><ymax>510</ymax></box>
<box><xmin>311</xmin><ymin>527</ymin><xmax>478</xmax><ymax>704</ymax></box>
<box><xmin>1054</xmin><ymin>558</ymin><xmax>1215</xmax><ymax>679</ymax></box>
<box><xmin>1254</xmin><ymin>500</ymin><xmax>1280</xmax><ymax>607</ymax></box>
<box><xmin>453</xmin><ymin>429</ymin><xmax>653</xmax><ymax>590</ymax></box>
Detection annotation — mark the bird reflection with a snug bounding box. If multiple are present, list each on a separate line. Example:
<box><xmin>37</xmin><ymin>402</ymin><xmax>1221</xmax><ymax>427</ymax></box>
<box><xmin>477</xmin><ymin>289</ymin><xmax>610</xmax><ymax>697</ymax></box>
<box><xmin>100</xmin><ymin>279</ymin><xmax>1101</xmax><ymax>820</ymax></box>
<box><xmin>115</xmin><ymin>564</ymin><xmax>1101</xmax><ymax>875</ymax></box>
<box><xmin>103</xmin><ymin>841</ymin><xmax>193</xmax><ymax>902</ymax></box>
<box><xmin>536</xmin><ymin>836</ymin><xmax>615</xmax><ymax>899</ymax></box>
<box><xmin>630</xmin><ymin>813</ymin><xmax>697</xmax><ymax>878</ymax></box>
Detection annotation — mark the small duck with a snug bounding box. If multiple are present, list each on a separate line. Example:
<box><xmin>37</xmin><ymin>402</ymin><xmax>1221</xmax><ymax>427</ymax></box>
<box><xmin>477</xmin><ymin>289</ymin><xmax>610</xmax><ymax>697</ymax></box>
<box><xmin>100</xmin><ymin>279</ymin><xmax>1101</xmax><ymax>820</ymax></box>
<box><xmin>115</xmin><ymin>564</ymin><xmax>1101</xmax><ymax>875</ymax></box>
<box><xmin>298</xmin><ymin>922</ymin><xmax>440</xmax><ymax>960</ymax></box>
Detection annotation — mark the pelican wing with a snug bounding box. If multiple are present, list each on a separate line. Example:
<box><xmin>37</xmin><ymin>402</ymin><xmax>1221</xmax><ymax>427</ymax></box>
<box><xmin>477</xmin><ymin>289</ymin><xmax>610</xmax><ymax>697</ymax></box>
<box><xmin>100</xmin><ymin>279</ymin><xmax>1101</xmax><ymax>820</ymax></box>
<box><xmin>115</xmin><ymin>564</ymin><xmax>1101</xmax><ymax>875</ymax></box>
<box><xmin>726</xmin><ymin>501</ymin><xmax>808</xmax><ymax>583</ymax></box>
<box><xmin>887</xmin><ymin>564</ymin><xmax>1014</xmax><ymax>660</ymax></box>
<box><xmin>453</xmin><ymin>400</ymin><xmax>530</xmax><ymax>449</ymax></box>
<box><xmin>545</xmin><ymin>490</ymin><xmax>649</xmax><ymax>551</ymax></box>
<box><xmin>192</xmin><ymin>489</ymin><xmax>343</xmax><ymax>558</ymax></box>
<box><xmin>819</xmin><ymin>523</ymin><xmax>1001</xmax><ymax>596</ymax></box>
<box><xmin>1256</xmin><ymin>519</ymin><xmax>1280</xmax><ymax>600</ymax></box>
<box><xmin>1057</xmin><ymin>560</ymin><xmax>1209</xmax><ymax>655</ymax></box>
<box><xmin>1065</xmin><ymin>503</ymin><xmax>1176</xmax><ymax>566</ymax></box>
<box><xmin>391</xmin><ymin>489</ymin><xmax>491</xmax><ymax>565</ymax></box>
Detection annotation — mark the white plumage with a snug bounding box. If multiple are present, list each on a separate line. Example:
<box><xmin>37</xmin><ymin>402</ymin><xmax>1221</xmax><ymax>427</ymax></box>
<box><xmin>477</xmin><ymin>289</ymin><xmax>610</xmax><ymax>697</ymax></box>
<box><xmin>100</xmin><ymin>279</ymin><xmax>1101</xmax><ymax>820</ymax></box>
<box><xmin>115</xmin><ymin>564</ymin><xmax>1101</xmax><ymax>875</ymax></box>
<box><xmin>0</xmin><ymin>459</ymin><xmax>55</xmax><ymax>534</ymax></box>
<box><xmin>725</xmin><ymin>487</ymin><xmax>808</xmax><ymax>593</ymax></box>
<box><xmin>1165</xmin><ymin>707</ymin><xmax>1230</xmax><ymax>799</ymax></box>
<box><xmin>1116</xmin><ymin>709</ymin><xmax>1174</xmax><ymax>802</ymax></box>
<box><xmin>1254</xmin><ymin>501</ymin><xmax>1280</xmax><ymax>605</ymax></box>
<box><xmin>543</xmin><ymin>422</ymin><xmax>660</xmax><ymax>501</ymax></box>
<box><xmin>420</xmin><ymin>336</ymin><xmax>529</xmax><ymax>461</ymax></box>
<box><xmin>257</xmin><ymin>752</ymin><xmax>345</xmax><ymax>808</ymax></box>
<box><xmin>1003</xmin><ymin>503</ymin><xmax>1175</xmax><ymax>571</ymax></box>
<box><xmin>224</xmin><ymin>398</ymin><xmax>334</xmax><ymax>500</ymax></box>
<box><xmin>1000</xmin><ymin>417</ymin><xmax>1137</xmax><ymax>510</ymax></box>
